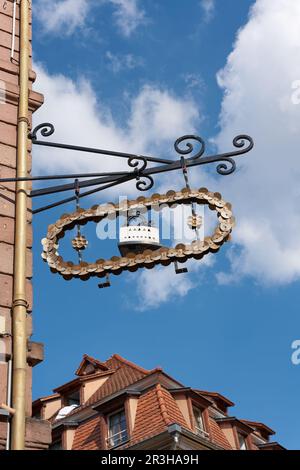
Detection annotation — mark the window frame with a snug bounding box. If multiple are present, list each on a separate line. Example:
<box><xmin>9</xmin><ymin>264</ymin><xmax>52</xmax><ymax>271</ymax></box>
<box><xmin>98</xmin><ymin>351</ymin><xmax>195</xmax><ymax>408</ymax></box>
<box><xmin>49</xmin><ymin>439</ymin><xmax>63</xmax><ymax>451</ymax></box>
<box><xmin>49</xmin><ymin>429</ymin><xmax>63</xmax><ymax>451</ymax></box>
<box><xmin>237</xmin><ymin>432</ymin><xmax>248</xmax><ymax>450</ymax></box>
<box><xmin>106</xmin><ymin>407</ymin><xmax>128</xmax><ymax>449</ymax></box>
<box><xmin>192</xmin><ymin>406</ymin><xmax>209</xmax><ymax>438</ymax></box>
<box><xmin>64</xmin><ymin>389</ymin><xmax>81</xmax><ymax>407</ymax></box>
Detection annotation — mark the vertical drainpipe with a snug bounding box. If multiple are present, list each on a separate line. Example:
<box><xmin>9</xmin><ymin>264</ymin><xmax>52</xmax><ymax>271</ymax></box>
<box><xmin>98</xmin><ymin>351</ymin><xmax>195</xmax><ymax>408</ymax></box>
<box><xmin>10</xmin><ymin>0</ymin><xmax>30</xmax><ymax>450</ymax></box>
<box><xmin>5</xmin><ymin>359</ymin><xmax>12</xmax><ymax>450</ymax></box>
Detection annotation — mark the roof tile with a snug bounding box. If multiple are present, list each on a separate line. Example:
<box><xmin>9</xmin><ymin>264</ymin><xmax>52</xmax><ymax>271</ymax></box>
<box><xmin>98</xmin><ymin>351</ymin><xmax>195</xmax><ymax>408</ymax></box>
<box><xmin>209</xmin><ymin>417</ymin><xmax>232</xmax><ymax>450</ymax></box>
<box><xmin>86</xmin><ymin>362</ymin><xmax>147</xmax><ymax>406</ymax></box>
<box><xmin>72</xmin><ymin>415</ymin><xmax>102</xmax><ymax>450</ymax></box>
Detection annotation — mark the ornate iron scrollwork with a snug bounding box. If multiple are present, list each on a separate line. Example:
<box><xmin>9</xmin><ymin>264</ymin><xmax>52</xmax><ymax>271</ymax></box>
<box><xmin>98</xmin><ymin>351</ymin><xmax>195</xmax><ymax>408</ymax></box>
<box><xmin>127</xmin><ymin>156</ymin><xmax>154</xmax><ymax>191</ymax></box>
<box><xmin>0</xmin><ymin>121</ymin><xmax>255</xmax><ymax>213</ymax></box>
<box><xmin>30</xmin><ymin>122</ymin><xmax>55</xmax><ymax>142</ymax></box>
<box><xmin>174</xmin><ymin>135</ymin><xmax>206</xmax><ymax>161</ymax></box>
<box><xmin>216</xmin><ymin>135</ymin><xmax>253</xmax><ymax>175</ymax></box>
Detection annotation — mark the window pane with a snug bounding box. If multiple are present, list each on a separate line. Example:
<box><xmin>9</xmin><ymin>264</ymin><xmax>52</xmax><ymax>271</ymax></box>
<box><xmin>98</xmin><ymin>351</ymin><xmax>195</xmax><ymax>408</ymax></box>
<box><xmin>193</xmin><ymin>407</ymin><xmax>205</xmax><ymax>435</ymax></box>
<box><xmin>108</xmin><ymin>410</ymin><xmax>128</xmax><ymax>447</ymax></box>
<box><xmin>238</xmin><ymin>433</ymin><xmax>247</xmax><ymax>450</ymax></box>
<box><xmin>66</xmin><ymin>390</ymin><xmax>80</xmax><ymax>406</ymax></box>
<box><xmin>50</xmin><ymin>440</ymin><xmax>62</xmax><ymax>450</ymax></box>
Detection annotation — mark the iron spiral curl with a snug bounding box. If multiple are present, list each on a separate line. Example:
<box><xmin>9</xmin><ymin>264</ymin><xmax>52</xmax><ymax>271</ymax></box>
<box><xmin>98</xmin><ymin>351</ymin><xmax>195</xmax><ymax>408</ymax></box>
<box><xmin>136</xmin><ymin>175</ymin><xmax>154</xmax><ymax>192</ymax></box>
<box><xmin>127</xmin><ymin>156</ymin><xmax>148</xmax><ymax>172</ymax></box>
<box><xmin>29</xmin><ymin>123</ymin><xmax>55</xmax><ymax>142</ymax></box>
<box><xmin>174</xmin><ymin>135</ymin><xmax>205</xmax><ymax>161</ymax></box>
<box><xmin>215</xmin><ymin>135</ymin><xmax>254</xmax><ymax>175</ymax></box>
<box><xmin>216</xmin><ymin>158</ymin><xmax>236</xmax><ymax>175</ymax></box>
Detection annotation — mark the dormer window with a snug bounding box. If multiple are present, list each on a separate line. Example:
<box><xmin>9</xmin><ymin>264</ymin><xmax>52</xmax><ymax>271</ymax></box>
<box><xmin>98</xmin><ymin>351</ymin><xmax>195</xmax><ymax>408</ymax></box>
<box><xmin>193</xmin><ymin>407</ymin><xmax>208</xmax><ymax>438</ymax></box>
<box><xmin>49</xmin><ymin>438</ymin><xmax>63</xmax><ymax>450</ymax></box>
<box><xmin>107</xmin><ymin>409</ymin><xmax>128</xmax><ymax>448</ymax></box>
<box><xmin>238</xmin><ymin>433</ymin><xmax>247</xmax><ymax>450</ymax></box>
<box><xmin>65</xmin><ymin>390</ymin><xmax>80</xmax><ymax>407</ymax></box>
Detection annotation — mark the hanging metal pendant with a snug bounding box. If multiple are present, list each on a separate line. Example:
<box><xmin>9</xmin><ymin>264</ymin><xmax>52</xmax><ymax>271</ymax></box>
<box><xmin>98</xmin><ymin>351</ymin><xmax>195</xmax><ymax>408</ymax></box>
<box><xmin>118</xmin><ymin>210</ymin><xmax>162</xmax><ymax>257</ymax></box>
<box><xmin>187</xmin><ymin>215</ymin><xmax>203</xmax><ymax>230</ymax></box>
<box><xmin>41</xmin><ymin>187</ymin><xmax>235</xmax><ymax>282</ymax></box>
<box><xmin>72</xmin><ymin>234</ymin><xmax>88</xmax><ymax>251</ymax></box>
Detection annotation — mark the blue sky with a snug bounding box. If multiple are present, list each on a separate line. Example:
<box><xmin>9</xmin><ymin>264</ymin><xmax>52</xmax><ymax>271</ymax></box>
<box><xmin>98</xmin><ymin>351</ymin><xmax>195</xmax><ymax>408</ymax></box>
<box><xmin>30</xmin><ymin>0</ymin><xmax>300</xmax><ymax>449</ymax></box>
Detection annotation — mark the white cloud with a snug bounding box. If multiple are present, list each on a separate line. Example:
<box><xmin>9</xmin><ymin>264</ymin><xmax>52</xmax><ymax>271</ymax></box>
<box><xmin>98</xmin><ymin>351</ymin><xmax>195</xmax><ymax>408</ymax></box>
<box><xmin>106</xmin><ymin>51</ymin><xmax>144</xmax><ymax>73</ymax></box>
<box><xmin>128</xmin><ymin>86</ymin><xmax>199</xmax><ymax>151</ymax></box>
<box><xmin>135</xmin><ymin>256</ymin><xmax>215</xmax><ymax>311</ymax></box>
<box><xmin>35</xmin><ymin>0</ymin><xmax>145</xmax><ymax>37</ymax></box>
<box><xmin>136</xmin><ymin>265</ymin><xmax>195</xmax><ymax>311</ymax></box>
<box><xmin>214</xmin><ymin>0</ymin><xmax>300</xmax><ymax>285</ymax></box>
<box><xmin>108</xmin><ymin>0</ymin><xmax>146</xmax><ymax>37</ymax></box>
<box><xmin>33</xmin><ymin>63</ymin><xmax>200</xmax><ymax>195</ymax></box>
<box><xmin>35</xmin><ymin>0</ymin><xmax>91</xmax><ymax>36</ymax></box>
<box><xmin>200</xmin><ymin>0</ymin><xmax>215</xmax><ymax>22</ymax></box>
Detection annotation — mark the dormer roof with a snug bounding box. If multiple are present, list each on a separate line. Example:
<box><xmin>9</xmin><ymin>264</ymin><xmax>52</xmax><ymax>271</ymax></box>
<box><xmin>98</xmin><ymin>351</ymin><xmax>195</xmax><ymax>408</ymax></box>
<box><xmin>75</xmin><ymin>354</ymin><xmax>110</xmax><ymax>376</ymax></box>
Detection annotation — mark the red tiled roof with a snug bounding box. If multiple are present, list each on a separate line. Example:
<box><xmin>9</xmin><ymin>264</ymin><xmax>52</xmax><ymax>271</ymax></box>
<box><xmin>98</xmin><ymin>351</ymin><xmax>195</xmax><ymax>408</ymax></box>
<box><xmin>104</xmin><ymin>354</ymin><xmax>151</xmax><ymax>375</ymax></box>
<box><xmin>70</xmin><ymin>383</ymin><xmax>234</xmax><ymax>450</ymax></box>
<box><xmin>130</xmin><ymin>386</ymin><xmax>168</xmax><ymax>444</ymax></box>
<box><xmin>71</xmin><ymin>384</ymin><xmax>189</xmax><ymax>451</ymax></box>
<box><xmin>157</xmin><ymin>385</ymin><xmax>188</xmax><ymax>427</ymax></box>
<box><xmin>126</xmin><ymin>384</ymin><xmax>233</xmax><ymax>449</ymax></box>
<box><xmin>37</xmin><ymin>353</ymin><xmax>281</xmax><ymax>450</ymax></box>
<box><xmin>72</xmin><ymin>415</ymin><xmax>102</xmax><ymax>450</ymax></box>
<box><xmin>75</xmin><ymin>354</ymin><xmax>109</xmax><ymax>376</ymax></box>
<box><xmin>208</xmin><ymin>417</ymin><xmax>232</xmax><ymax>450</ymax></box>
<box><xmin>126</xmin><ymin>384</ymin><xmax>189</xmax><ymax>447</ymax></box>
<box><xmin>124</xmin><ymin>385</ymin><xmax>183</xmax><ymax>446</ymax></box>
<box><xmin>56</xmin><ymin>354</ymin><xmax>150</xmax><ymax>419</ymax></box>
<box><xmin>85</xmin><ymin>359</ymin><xmax>148</xmax><ymax>406</ymax></box>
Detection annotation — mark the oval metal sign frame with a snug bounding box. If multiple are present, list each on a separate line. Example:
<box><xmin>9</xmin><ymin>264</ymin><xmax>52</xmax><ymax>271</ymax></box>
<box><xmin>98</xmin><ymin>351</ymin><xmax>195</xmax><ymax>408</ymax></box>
<box><xmin>41</xmin><ymin>187</ymin><xmax>235</xmax><ymax>281</ymax></box>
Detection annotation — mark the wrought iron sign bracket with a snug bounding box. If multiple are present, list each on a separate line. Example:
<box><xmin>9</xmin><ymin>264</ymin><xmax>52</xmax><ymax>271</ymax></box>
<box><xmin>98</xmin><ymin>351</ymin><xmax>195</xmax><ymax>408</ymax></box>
<box><xmin>0</xmin><ymin>122</ymin><xmax>254</xmax><ymax>214</ymax></box>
